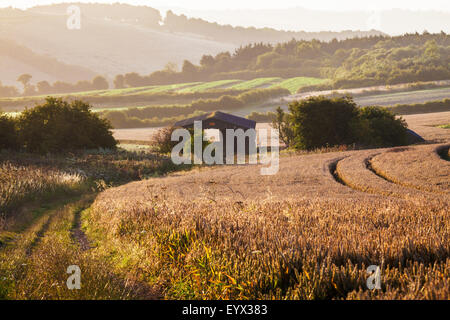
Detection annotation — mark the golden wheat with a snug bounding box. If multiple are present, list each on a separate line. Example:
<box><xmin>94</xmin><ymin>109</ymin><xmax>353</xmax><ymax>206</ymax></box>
<box><xmin>88</xmin><ymin>144</ymin><xmax>449</xmax><ymax>299</ymax></box>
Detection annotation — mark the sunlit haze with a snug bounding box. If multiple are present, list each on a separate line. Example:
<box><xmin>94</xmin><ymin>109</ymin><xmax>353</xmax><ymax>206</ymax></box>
<box><xmin>2</xmin><ymin>0</ymin><xmax>450</xmax><ymax>11</ymax></box>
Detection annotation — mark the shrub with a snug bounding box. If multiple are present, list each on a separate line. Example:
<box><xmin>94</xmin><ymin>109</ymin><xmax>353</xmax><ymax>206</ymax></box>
<box><xmin>0</xmin><ymin>113</ymin><xmax>18</xmax><ymax>150</ymax></box>
<box><xmin>17</xmin><ymin>97</ymin><xmax>116</xmax><ymax>153</ymax></box>
<box><xmin>150</xmin><ymin>126</ymin><xmax>178</xmax><ymax>154</ymax></box>
<box><xmin>355</xmin><ymin>106</ymin><xmax>408</xmax><ymax>147</ymax></box>
<box><xmin>151</xmin><ymin>126</ymin><xmax>211</xmax><ymax>156</ymax></box>
<box><xmin>287</xmin><ymin>96</ymin><xmax>410</xmax><ymax>150</ymax></box>
<box><xmin>289</xmin><ymin>96</ymin><xmax>359</xmax><ymax>150</ymax></box>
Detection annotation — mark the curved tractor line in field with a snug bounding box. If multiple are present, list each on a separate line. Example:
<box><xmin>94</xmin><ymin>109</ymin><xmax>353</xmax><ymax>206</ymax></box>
<box><xmin>331</xmin><ymin>144</ymin><xmax>450</xmax><ymax>202</ymax></box>
<box><xmin>333</xmin><ymin>150</ymin><xmax>440</xmax><ymax>201</ymax></box>
<box><xmin>370</xmin><ymin>144</ymin><xmax>450</xmax><ymax>195</ymax></box>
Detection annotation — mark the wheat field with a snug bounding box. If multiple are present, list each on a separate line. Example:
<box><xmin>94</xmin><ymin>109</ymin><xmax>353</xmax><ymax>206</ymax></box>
<box><xmin>87</xmin><ymin>142</ymin><xmax>449</xmax><ymax>299</ymax></box>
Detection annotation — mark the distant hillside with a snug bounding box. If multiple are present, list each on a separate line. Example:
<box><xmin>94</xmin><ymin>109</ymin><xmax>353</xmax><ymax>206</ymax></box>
<box><xmin>162</xmin><ymin>10</ymin><xmax>385</xmax><ymax>45</ymax></box>
<box><xmin>169</xmin><ymin>7</ymin><xmax>450</xmax><ymax>35</ymax></box>
<box><xmin>29</xmin><ymin>2</ymin><xmax>162</xmax><ymax>27</ymax></box>
<box><xmin>109</xmin><ymin>33</ymin><xmax>450</xmax><ymax>90</ymax></box>
<box><xmin>0</xmin><ymin>38</ymin><xmax>95</xmax><ymax>86</ymax></box>
<box><xmin>0</xmin><ymin>4</ymin><xmax>235</xmax><ymax>85</ymax></box>
<box><xmin>0</xmin><ymin>3</ymin><xmax>385</xmax><ymax>85</ymax></box>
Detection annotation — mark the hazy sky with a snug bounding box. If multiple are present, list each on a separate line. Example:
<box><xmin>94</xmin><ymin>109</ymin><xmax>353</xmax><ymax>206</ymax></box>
<box><xmin>2</xmin><ymin>0</ymin><xmax>450</xmax><ymax>11</ymax></box>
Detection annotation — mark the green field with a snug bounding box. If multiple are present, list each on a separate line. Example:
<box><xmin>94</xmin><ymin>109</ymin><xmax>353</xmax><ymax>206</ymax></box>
<box><xmin>0</xmin><ymin>76</ymin><xmax>327</xmax><ymax>114</ymax></box>
<box><xmin>270</xmin><ymin>77</ymin><xmax>328</xmax><ymax>94</ymax></box>
<box><xmin>227</xmin><ymin>77</ymin><xmax>282</xmax><ymax>90</ymax></box>
<box><xmin>176</xmin><ymin>79</ymin><xmax>241</xmax><ymax>93</ymax></box>
<box><xmin>2</xmin><ymin>76</ymin><xmax>326</xmax><ymax>101</ymax></box>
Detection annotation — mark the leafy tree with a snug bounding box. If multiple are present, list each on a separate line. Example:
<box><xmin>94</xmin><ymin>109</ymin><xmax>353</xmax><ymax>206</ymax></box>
<box><xmin>92</xmin><ymin>75</ymin><xmax>109</xmax><ymax>90</ymax></box>
<box><xmin>271</xmin><ymin>106</ymin><xmax>294</xmax><ymax>147</ymax></box>
<box><xmin>255</xmin><ymin>52</ymin><xmax>282</xmax><ymax>69</ymax></box>
<box><xmin>182</xmin><ymin>60</ymin><xmax>197</xmax><ymax>75</ymax></box>
<box><xmin>17</xmin><ymin>97</ymin><xmax>116</xmax><ymax>153</ymax></box>
<box><xmin>200</xmin><ymin>55</ymin><xmax>215</xmax><ymax>68</ymax></box>
<box><xmin>36</xmin><ymin>81</ymin><xmax>52</xmax><ymax>94</ymax></box>
<box><xmin>113</xmin><ymin>74</ymin><xmax>125</xmax><ymax>89</ymax></box>
<box><xmin>0</xmin><ymin>81</ymin><xmax>19</xmax><ymax>97</ymax></box>
<box><xmin>164</xmin><ymin>62</ymin><xmax>178</xmax><ymax>73</ymax></box>
<box><xmin>124</xmin><ymin>72</ymin><xmax>144</xmax><ymax>87</ymax></box>
<box><xmin>287</xmin><ymin>96</ymin><xmax>410</xmax><ymax>150</ymax></box>
<box><xmin>150</xmin><ymin>126</ymin><xmax>178</xmax><ymax>154</ymax></box>
<box><xmin>17</xmin><ymin>73</ymin><xmax>32</xmax><ymax>89</ymax></box>
<box><xmin>0</xmin><ymin>113</ymin><xmax>18</xmax><ymax>150</ymax></box>
<box><xmin>150</xmin><ymin>126</ymin><xmax>210</xmax><ymax>156</ymax></box>
<box><xmin>23</xmin><ymin>84</ymin><xmax>37</xmax><ymax>96</ymax></box>
<box><xmin>75</xmin><ymin>80</ymin><xmax>92</xmax><ymax>91</ymax></box>
<box><xmin>289</xmin><ymin>96</ymin><xmax>359</xmax><ymax>150</ymax></box>
<box><xmin>17</xmin><ymin>74</ymin><xmax>32</xmax><ymax>94</ymax></box>
<box><xmin>355</xmin><ymin>106</ymin><xmax>408</xmax><ymax>147</ymax></box>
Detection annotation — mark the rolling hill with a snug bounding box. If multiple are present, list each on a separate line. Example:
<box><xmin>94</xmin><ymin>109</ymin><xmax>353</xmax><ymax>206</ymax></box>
<box><xmin>0</xmin><ymin>3</ymin><xmax>384</xmax><ymax>86</ymax></box>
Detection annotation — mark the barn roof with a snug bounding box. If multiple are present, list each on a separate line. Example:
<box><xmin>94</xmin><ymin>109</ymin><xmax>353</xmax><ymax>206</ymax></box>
<box><xmin>174</xmin><ymin>111</ymin><xmax>256</xmax><ymax>129</ymax></box>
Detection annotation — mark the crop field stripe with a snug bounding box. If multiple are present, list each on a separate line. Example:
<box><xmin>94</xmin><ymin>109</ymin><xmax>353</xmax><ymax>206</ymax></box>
<box><xmin>176</xmin><ymin>80</ymin><xmax>242</xmax><ymax>93</ymax></box>
<box><xmin>228</xmin><ymin>77</ymin><xmax>283</xmax><ymax>90</ymax></box>
<box><xmin>270</xmin><ymin>77</ymin><xmax>328</xmax><ymax>94</ymax></box>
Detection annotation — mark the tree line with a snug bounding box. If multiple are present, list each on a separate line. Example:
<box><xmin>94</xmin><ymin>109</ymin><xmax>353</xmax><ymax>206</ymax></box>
<box><xmin>2</xmin><ymin>32</ymin><xmax>448</xmax><ymax>98</ymax></box>
<box><xmin>101</xmin><ymin>87</ymin><xmax>288</xmax><ymax>128</ymax></box>
<box><xmin>11</xmin><ymin>74</ymin><xmax>109</xmax><ymax>97</ymax></box>
<box><xmin>247</xmin><ymin>98</ymin><xmax>450</xmax><ymax>123</ymax></box>
<box><xmin>111</xmin><ymin>32</ymin><xmax>450</xmax><ymax>90</ymax></box>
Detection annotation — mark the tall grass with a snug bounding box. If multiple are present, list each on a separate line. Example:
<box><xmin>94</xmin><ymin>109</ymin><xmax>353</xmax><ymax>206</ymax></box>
<box><xmin>0</xmin><ymin>162</ymin><xmax>84</xmax><ymax>214</ymax></box>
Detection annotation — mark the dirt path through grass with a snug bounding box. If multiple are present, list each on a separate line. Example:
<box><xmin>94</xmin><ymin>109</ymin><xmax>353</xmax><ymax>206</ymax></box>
<box><xmin>70</xmin><ymin>203</ymin><xmax>93</xmax><ymax>251</ymax></box>
<box><xmin>0</xmin><ymin>193</ymin><xmax>162</xmax><ymax>299</ymax></box>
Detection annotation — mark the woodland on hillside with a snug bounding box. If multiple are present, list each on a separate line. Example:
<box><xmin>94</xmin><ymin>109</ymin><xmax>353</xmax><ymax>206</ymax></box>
<box><xmin>112</xmin><ymin>33</ymin><xmax>450</xmax><ymax>90</ymax></box>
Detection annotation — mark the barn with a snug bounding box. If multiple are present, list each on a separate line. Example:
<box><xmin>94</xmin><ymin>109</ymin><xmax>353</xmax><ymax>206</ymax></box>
<box><xmin>174</xmin><ymin>111</ymin><xmax>257</xmax><ymax>155</ymax></box>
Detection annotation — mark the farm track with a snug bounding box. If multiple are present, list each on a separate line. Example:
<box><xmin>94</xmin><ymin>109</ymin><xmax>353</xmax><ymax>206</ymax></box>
<box><xmin>0</xmin><ymin>194</ymin><xmax>164</xmax><ymax>299</ymax></box>
<box><xmin>327</xmin><ymin>157</ymin><xmax>349</xmax><ymax>186</ymax></box>
<box><xmin>70</xmin><ymin>203</ymin><xmax>93</xmax><ymax>251</ymax></box>
<box><xmin>25</xmin><ymin>212</ymin><xmax>55</xmax><ymax>257</ymax></box>
<box><xmin>6</xmin><ymin>198</ymin><xmax>89</xmax><ymax>257</ymax></box>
